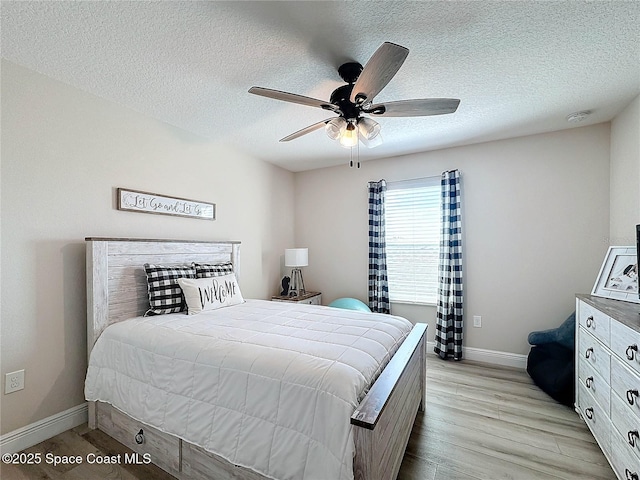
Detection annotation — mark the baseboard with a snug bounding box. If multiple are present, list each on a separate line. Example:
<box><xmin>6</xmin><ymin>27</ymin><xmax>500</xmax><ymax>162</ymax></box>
<box><xmin>427</xmin><ymin>341</ymin><xmax>527</xmax><ymax>369</ymax></box>
<box><xmin>0</xmin><ymin>403</ymin><xmax>88</xmax><ymax>454</ymax></box>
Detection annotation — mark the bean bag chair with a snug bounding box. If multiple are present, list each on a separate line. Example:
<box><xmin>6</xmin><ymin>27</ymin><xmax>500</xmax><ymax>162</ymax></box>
<box><xmin>526</xmin><ymin>313</ymin><xmax>575</xmax><ymax>407</ymax></box>
<box><xmin>328</xmin><ymin>298</ymin><xmax>371</xmax><ymax>312</ymax></box>
<box><xmin>527</xmin><ymin>343</ymin><xmax>574</xmax><ymax>406</ymax></box>
<box><xmin>527</xmin><ymin>312</ymin><xmax>575</xmax><ymax>350</ymax></box>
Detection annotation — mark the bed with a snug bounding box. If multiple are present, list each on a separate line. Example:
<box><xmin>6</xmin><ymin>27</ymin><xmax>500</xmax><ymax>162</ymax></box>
<box><xmin>85</xmin><ymin>238</ymin><xmax>427</xmax><ymax>480</ymax></box>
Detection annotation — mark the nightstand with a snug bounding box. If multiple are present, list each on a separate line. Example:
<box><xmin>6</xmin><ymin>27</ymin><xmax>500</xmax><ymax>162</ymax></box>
<box><xmin>271</xmin><ymin>292</ymin><xmax>322</xmax><ymax>305</ymax></box>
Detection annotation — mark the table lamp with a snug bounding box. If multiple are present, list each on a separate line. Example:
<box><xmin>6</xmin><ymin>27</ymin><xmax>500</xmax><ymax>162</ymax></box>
<box><xmin>285</xmin><ymin>248</ymin><xmax>308</xmax><ymax>297</ymax></box>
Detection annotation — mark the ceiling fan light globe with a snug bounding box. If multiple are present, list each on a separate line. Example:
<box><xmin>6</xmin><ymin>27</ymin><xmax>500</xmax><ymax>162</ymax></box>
<box><xmin>339</xmin><ymin>122</ymin><xmax>358</xmax><ymax>148</ymax></box>
<box><xmin>325</xmin><ymin>117</ymin><xmax>347</xmax><ymax>140</ymax></box>
<box><xmin>339</xmin><ymin>133</ymin><xmax>358</xmax><ymax>148</ymax></box>
<box><xmin>360</xmin><ymin>130</ymin><xmax>383</xmax><ymax>148</ymax></box>
<box><xmin>358</xmin><ymin>117</ymin><xmax>381</xmax><ymax>140</ymax></box>
<box><xmin>340</xmin><ymin>139</ymin><xmax>357</xmax><ymax>149</ymax></box>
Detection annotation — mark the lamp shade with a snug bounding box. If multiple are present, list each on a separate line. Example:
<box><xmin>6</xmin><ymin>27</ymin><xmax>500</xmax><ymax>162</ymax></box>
<box><xmin>285</xmin><ymin>248</ymin><xmax>308</xmax><ymax>267</ymax></box>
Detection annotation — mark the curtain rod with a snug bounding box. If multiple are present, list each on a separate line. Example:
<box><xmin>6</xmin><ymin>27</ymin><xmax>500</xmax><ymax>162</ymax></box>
<box><xmin>387</xmin><ymin>170</ymin><xmax>460</xmax><ymax>185</ymax></box>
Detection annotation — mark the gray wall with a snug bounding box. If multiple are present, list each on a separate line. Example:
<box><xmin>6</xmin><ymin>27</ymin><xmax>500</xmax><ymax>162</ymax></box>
<box><xmin>294</xmin><ymin>124</ymin><xmax>611</xmax><ymax>356</ymax></box>
<box><xmin>610</xmin><ymin>94</ymin><xmax>640</xmax><ymax>245</ymax></box>
<box><xmin>0</xmin><ymin>61</ymin><xmax>296</xmax><ymax>434</ymax></box>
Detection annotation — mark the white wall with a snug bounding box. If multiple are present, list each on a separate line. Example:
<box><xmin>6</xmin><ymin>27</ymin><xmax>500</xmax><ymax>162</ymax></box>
<box><xmin>295</xmin><ymin>125</ymin><xmax>611</xmax><ymax>356</ymax></box>
<box><xmin>0</xmin><ymin>61</ymin><xmax>295</xmax><ymax>434</ymax></box>
<box><xmin>610</xmin><ymin>94</ymin><xmax>640</xmax><ymax>245</ymax></box>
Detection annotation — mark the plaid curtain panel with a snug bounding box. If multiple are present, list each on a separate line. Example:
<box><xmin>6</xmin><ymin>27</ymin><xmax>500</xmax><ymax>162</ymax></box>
<box><xmin>368</xmin><ymin>179</ymin><xmax>390</xmax><ymax>314</ymax></box>
<box><xmin>193</xmin><ymin>262</ymin><xmax>234</xmax><ymax>278</ymax></box>
<box><xmin>144</xmin><ymin>264</ymin><xmax>196</xmax><ymax>316</ymax></box>
<box><xmin>434</xmin><ymin>170</ymin><xmax>464</xmax><ymax>360</ymax></box>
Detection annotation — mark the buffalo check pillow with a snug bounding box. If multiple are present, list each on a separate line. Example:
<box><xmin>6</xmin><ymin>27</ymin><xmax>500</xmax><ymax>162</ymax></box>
<box><xmin>143</xmin><ymin>264</ymin><xmax>196</xmax><ymax>316</ymax></box>
<box><xmin>193</xmin><ymin>262</ymin><xmax>234</xmax><ymax>278</ymax></box>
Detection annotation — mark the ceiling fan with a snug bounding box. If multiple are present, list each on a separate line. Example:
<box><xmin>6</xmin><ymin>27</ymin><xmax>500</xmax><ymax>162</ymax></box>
<box><xmin>248</xmin><ymin>42</ymin><xmax>460</xmax><ymax>149</ymax></box>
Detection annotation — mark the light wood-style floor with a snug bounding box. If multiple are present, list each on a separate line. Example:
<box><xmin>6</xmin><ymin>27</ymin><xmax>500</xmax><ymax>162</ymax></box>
<box><xmin>398</xmin><ymin>358</ymin><xmax>615</xmax><ymax>480</ymax></box>
<box><xmin>1</xmin><ymin>358</ymin><xmax>616</xmax><ymax>480</ymax></box>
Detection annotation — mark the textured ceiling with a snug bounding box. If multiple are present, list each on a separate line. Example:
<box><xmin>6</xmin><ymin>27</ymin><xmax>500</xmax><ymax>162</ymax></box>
<box><xmin>2</xmin><ymin>1</ymin><xmax>639</xmax><ymax>172</ymax></box>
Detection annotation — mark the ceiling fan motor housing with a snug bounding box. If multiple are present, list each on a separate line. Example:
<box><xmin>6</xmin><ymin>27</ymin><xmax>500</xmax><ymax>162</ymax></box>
<box><xmin>337</xmin><ymin>62</ymin><xmax>363</xmax><ymax>84</ymax></box>
<box><xmin>330</xmin><ymin>84</ymin><xmax>361</xmax><ymax>121</ymax></box>
<box><xmin>333</xmin><ymin>62</ymin><xmax>368</xmax><ymax>120</ymax></box>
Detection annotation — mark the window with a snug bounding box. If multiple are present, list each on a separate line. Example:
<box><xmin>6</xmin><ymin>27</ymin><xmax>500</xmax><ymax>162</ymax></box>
<box><xmin>385</xmin><ymin>177</ymin><xmax>441</xmax><ymax>305</ymax></box>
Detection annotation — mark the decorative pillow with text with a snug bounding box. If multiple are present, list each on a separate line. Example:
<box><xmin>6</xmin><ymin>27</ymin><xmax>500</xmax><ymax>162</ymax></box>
<box><xmin>177</xmin><ymin>273</ymin><xmax>244</xmax><ymax>315</ymax></box>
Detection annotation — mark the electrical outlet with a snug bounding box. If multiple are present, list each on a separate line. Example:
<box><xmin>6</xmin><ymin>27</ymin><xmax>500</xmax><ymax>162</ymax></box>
<box><xmin>5</xmin><ymin>370</ymin><xmax>25</xmax><ymax>394</ymax></box>
<box><xmin>473</xmin><ymin>315</ymin><xmax>482</xmax><ymax>328</ymax></box>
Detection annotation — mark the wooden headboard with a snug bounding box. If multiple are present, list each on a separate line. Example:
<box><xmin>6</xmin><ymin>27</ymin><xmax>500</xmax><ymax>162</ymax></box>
<box><xmin>85</xmin><ymin>238</ymin><xmax>241</xmax><ymax>357</ymax></box>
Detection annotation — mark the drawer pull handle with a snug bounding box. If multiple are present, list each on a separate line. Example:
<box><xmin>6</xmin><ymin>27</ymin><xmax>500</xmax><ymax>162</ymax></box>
<box><xmin>626</xmin><ymin>344</ymin><xmax>638</xmax><ymax>361</ymax></box>
<box><xmin>135</xmin><ymin>429</ymin><xmax>144</xmax><ymax>445</ymax></box>
<box><xmin>586</xmin><ymin>316</ymin><xmax>594</xmax><ymax>328</ymax></box>
<box><xmin>627</xmin><ymin>389</ymin><xmax>639</xmax><ymax>405</ymax></box>
<box><xmin>585</xmin><ymin>376</ymin><xmax>593</xmax><ymax>388</ymax></box>
<box><xmin>584</xmin><ymin>407</ymin><xmax>594</xmax><ymax>420</ymax></box>
<box><xmin>626</xmin><ymin>469</ymin><xmax>639</xmax><ymax>480</ymax></box>
<box><xmin>628</xmin><ymin>430</ymin><xmax>639</xmax><ymax>447</ymax></box>
<box><xmin>585</xmin><ymin>347</ymin><xmax>593</xmax><ymax>359</ymax></box>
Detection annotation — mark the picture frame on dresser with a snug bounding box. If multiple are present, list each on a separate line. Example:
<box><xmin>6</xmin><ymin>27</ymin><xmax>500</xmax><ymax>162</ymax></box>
<box><xmin>592</xmin><ymin>246</ymin><xmax>639</xmax><ymax>304</ymax></box>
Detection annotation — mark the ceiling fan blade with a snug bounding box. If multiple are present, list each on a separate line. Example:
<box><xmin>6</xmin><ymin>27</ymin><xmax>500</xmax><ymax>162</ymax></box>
<box><xmin>349</xmin><ymin>42</ymin><xmax>409</xmax><ymax>105</ymax></box>
<box><xmin>279</xmin><ymin>119</ymin><xmax>333</xmax><ymax>142</ymax></box>
<box><xmin>249</xmin><ymin>87</ymin><xmax>338</xmax><ymax>112</ymax></box>
<box><xmin>364</xmin><ymin>98</ymin><xmax>460</xmax><ymax>117</ymax></box>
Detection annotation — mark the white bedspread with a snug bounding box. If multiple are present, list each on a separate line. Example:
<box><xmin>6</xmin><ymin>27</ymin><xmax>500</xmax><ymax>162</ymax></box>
<box><xmin>85</xmin><ymin>299</ymin><xmax>412</xmax><ymax>480</ymax></box>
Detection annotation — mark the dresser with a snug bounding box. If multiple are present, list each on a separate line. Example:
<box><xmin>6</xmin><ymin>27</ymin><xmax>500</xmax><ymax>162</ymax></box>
<box><xmin>576</xmin><ymin>294</ymin><xmax>640</xmax><ymax>479</ymax></box>
<box><xmin>271</xmin><ymin>291</ymin><xmax>322</xmax><ymax>305</ymax></box>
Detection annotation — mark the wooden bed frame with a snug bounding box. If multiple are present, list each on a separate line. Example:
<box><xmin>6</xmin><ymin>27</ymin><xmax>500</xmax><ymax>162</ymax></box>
<box><xmin>85</xmin><ymin>237</ymin><xmax>427</xmax><ymax>480</ymax></box>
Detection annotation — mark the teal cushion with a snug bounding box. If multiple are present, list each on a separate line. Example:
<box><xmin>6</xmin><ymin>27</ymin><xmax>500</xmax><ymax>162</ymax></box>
<box><xmin>328</xmin><ymin>298</ymin><xmax>371</xmax><ymax>312</ymax></box>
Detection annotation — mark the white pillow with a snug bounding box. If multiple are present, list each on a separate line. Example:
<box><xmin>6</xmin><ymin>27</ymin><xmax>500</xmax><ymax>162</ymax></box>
<box><xmin>177</xmin><ymin>273</ymin><xmax>244</xmax><ymax>315</ymax></box>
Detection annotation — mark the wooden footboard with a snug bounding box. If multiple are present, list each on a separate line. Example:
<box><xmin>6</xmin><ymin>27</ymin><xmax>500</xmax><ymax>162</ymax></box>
<box><xmin>351</xmin><ymin>323</ymin><xmax>428</xmax><ymax>480</ymax></box>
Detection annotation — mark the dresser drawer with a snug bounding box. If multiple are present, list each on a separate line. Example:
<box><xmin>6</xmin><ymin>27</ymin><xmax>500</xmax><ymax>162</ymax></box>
<box><xmin>578</xmin><ymin>383</ymin><xmax>611</xmax><ymax>458</ymax></box>
<box><xmin>611</xmin><ymin>320</ymin><xmax>640</xmax><ymax>377</ymax></box>
<box><xmin>579</xmin><ymin>328</ymin><xmax>611</xmax><ymax>382</ymax></box>
<box><xmin>579</xmin><ymin>358</ymin><xmax>610</xmax><ymax>415</ymax></box>
<box><xmin>578</xmin><ymin>300</ymin><xmax>611</xmax><ymax>346</ymax></box>
<box><xmin>96</xmin><ymin>402</ymin><xmax>181</xmax><ymax>476</ymax></box>
<box><xmin>575</xmin><ymin>296</ymin><xmax>640</xmax><ymax>479</ymax></box>
<box><xmin>611</xmin><ymin>356</ymin><xmax>640</xmax><ymax>421</ymax></box>
<box><xmin>610</xmin><ymin>429</ymin><xmax>640</xmax><ymax>480</ymax></box>
<box><xmin>611</xmin><ymin>394</ymin><xmax>640</xmax><ymax>460</ymax></box>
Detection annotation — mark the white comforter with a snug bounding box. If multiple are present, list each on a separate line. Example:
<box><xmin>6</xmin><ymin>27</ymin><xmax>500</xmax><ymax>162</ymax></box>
<box><xmin>85</xmin><ymin>299</ymin><xmax>412</xmax><ymax>480</ymax></box>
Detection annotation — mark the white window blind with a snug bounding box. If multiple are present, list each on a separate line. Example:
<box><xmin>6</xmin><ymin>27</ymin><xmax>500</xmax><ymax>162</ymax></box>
<box><xmin>385</xmin><ymin>176</ymin><xmax>441</xmax><ymax>305</ymax></box>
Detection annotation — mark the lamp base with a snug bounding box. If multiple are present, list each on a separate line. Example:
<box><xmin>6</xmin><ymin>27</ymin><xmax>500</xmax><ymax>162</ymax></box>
<box><xmin>289</xmin><ymin>268</ymin><xmax>306</xmax><ymax>297</ymax></box>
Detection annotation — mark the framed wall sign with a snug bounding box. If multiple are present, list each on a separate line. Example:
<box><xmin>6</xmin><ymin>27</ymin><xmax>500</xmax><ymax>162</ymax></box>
<box><xmin>592</xmin><ymin>246</ymin><xmax>639</xmax><ymax>303</ymax></box>
<box><xmin>117</xmin><ymin>188</ymin><xmax>215</xmax><ymax>221</ymax></box>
